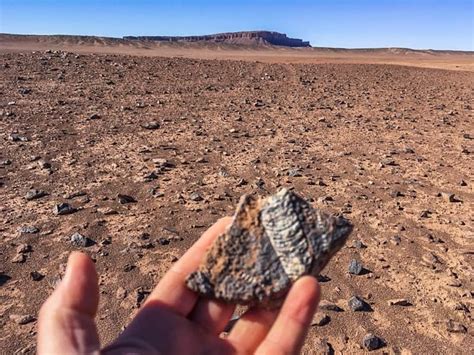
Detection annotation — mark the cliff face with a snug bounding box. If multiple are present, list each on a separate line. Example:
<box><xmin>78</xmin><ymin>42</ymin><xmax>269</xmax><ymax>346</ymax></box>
<box><xmin>124</xmin><ymin>31</ymin><xmax>311</xmax><ymax>47</ymax></box>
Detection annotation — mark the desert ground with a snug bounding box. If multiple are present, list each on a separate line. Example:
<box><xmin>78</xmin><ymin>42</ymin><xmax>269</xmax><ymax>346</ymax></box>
<box><xmin>0</xmin><ymin>37</ymin><xmax>473</xmax><ymax>354</ymax></box>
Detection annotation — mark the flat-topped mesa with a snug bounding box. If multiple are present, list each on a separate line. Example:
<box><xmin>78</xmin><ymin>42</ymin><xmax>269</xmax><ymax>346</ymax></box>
<box><xmin>124</xmin><ymin>31</ymin><xmax>311</xmax><ymax>48</ymax></box>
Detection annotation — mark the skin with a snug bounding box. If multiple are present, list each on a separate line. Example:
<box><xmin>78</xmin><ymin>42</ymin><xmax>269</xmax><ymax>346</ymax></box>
<box><xmin>37</xmin><ymin>217</ymin><xmax>320</xmax><ymax>354</ymax></box>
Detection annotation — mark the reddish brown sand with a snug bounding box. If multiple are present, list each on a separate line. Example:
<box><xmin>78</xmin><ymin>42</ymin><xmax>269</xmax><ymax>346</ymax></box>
<box><xmin>0</xmin><ymin>35</ymin><xmax>473</xmax><ymax>353</ymax></box>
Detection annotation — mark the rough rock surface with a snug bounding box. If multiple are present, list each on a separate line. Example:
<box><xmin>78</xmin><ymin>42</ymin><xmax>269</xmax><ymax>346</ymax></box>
<box><xmin>186</xmin><ymin>189</ymin><xmax>352</xmax><ymax>307</ymax></box>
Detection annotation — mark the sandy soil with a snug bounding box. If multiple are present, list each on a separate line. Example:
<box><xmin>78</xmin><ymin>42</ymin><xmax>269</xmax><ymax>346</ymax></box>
<box><xmin>0</xmin><ymin>42</ymin><xmax>473</xmax><ymax>354</ymax></box>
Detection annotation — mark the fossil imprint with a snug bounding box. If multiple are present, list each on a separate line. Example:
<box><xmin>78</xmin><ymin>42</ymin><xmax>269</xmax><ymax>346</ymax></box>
<box><xmin>186</xmin><ymin>189</ymin><xmax>353</xmax><ymax>307</ymax></box>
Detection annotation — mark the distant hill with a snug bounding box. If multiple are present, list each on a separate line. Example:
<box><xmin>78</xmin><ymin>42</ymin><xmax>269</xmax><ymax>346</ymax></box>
<box><xmin>124</xmin><ymin>31</ymin><xmax>311</xmax><ymax>47</ymax></box>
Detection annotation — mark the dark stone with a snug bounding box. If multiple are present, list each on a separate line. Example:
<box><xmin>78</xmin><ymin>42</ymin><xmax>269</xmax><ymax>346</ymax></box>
<box><xmin>319</xmin><ymin>302</ymin><xmax>344</xmax><ymax>312</ymax></box>
<box><xmin>30</xmin><ymin>271</ymin><xmax>44</xmax><ymax>281</ymax></box>
<box><xmin>348</xmin><ymin>296</ymin><xmax>372</xmax><ymax>311</ymax></box>
<box><xmin>317</xmin><ymin>274</ymin><xmax>331</xmax><ymax>282</ymax></box>
<box><xmin>89</xmin><ymin>113</ymin><xmax>100</xmax><ymax>120</ymax></box>
<box><xmin>8</xmin><ymin>133</ymin><xmax>29</xmax><ymax>142</ymax></box>
<box><xmin>143</xmin><ymin>171</ymin><xmax>158</xmax><ymax>182</ymax></box>
<box><xmin>25</xmin><ymin>189</ymin><xmax>48</xmax><ymax>200</ymax></box>
<box><xmin>38</xmin><ymin>159</ymin><xmax>51</xmax><ymax>169</ymax></box>
<box><xmin>117</xmin><ymin>194</ymin><xmax>136</xmax><ymax>204</ymax></box>
<box><xmin>158</xmin><ymin>237</ymin><xmax>170</xmax><ymax>246</ymax></box>
<box><xmin>0</xmin><ymin>273</ymin><xmax>12</xmax><ymax>286</ymax></box>
<box><xmin>348</xmin><ymin>259</ymin><xmax>364</xmax><ymax>275</ymax></box>
<box><xmin>123</xmin><ymin>264</ymin><xmax>136</xmax><ymax>272</ymax></box>
<box><xmin>362</xmin><ymin>333</ymin><xmax>385</xmax><ymax>351</ymax></box>
<box><xmin>9</xmin><ymin>314</ymin><xmax>35</xmax><ymax>325</ymax></box>
<box><xmin>70</xmin><ymin>232</ymin><xmax>93</xmax><ymax>247</ymax></box>
<box><xmin>388</xmin><ymin>298</ymin><xmax>412</xmax><ymax>306</ymax></box>
<box><xmin>311</xmin><ymin>313</ymin><xmax>331</xmax><ymax>326</ymax></box>
<box><xmin>142</xmin><ymin>121</ymin><xmax>160</xmax><ymax>130</ymax></box>
<box><xmin>288</xmin><ymin>168</ymin><xmax>303</xmax><ymax>177</ymax></box>
<box><xmin>53</xmin><ymin>203</ymin><xmax>76</xmax><ymax>215</ymax></box>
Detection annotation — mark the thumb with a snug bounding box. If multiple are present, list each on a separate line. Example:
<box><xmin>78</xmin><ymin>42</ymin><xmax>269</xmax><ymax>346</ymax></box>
<box><xmin>37</xmin><ymin>252</ymin><xmax>100</xmax><ymax>354</ymax></box>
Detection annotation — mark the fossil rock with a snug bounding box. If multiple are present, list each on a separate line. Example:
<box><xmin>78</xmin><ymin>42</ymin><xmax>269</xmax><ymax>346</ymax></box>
<box><xmin>186</xmin><ymin>189</ymin><xmax>352</xmax><ymax>307</ymax></box>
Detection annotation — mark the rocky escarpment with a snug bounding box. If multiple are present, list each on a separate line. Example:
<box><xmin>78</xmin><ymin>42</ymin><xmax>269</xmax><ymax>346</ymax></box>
<box><xmin>124</xmin><ymin>31</ymin><xmax>311</xmax><ymax>47</ymax></box>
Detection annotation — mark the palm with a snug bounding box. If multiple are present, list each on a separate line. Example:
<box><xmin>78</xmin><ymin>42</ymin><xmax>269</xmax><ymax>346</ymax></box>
<box><xmin>38</xmin><ymin>218</ymin><xmax>320</xmax><ymax>354</ymax></box>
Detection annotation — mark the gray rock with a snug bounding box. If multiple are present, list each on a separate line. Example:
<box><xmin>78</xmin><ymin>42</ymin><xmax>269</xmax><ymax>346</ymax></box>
<box><xmin>117</xmin><ymin>194</ymin><xmax>136</xmax><ymax>204</ymax></box>
<box><xmin>348</xmin><ymin>296</ymin><xmax>372</xmax><ymax>311</ymax></box>
<box><xmin>0</xmin><ymin>159</ymin><xmax>12</xmax><ymax>166</ymax></box>
<box><xmin>362</xmin><ymin>333</ymin><xmax>385</xmax><ymax>351</ymax></box>
<box><xmin>25</xmin><ymin>189</ymin><xmax>48</xmax><ymax>200</ymax></box>
<box><xmin>189</xmin><ymin>192</ymin><xmax>204</xmax><ymax>202</ymax></box>
<box><xmin>142</xmin><ymin>121</ymin><xmax>160</xmax><ymax>130</ymax></box>
<box><xmin>288</xmin><ymin>168</ymin><xmax>303</xmax><ymax>177</ymax></box>
<box><xmin>8</xmin><ymin>133</ymin><xmax>29</xmax><ymax>142</ymax></box>
<box><xmin>53</xmin><ymin>203</ymin><xmax>76</xmax><ymax>215</ymax></box>
<box><xmin>348</xmin><ymin>259</ymin><xmax>364</xmax><ymax>275</ymax></box>
<box><xmin>70</xmin><ymin>232</ymin><xmax>92</xmax><ymax>247</ymax></box>
<box><xmin>18</xmin><ymin>226</ymin><xmax>39</xmax><ymax>234</ymax></box>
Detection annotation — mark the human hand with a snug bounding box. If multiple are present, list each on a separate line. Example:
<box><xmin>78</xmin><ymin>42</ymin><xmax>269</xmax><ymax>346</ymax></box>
<box><xmin>38</xmin><ymin>217</ymin><xmax>320</xmax><ymax>354</ymax></box>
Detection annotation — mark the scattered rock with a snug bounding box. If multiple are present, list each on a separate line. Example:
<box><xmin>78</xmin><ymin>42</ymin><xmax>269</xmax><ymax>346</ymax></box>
<box><xmin>362</xmin><ymin>333</ymin><xmax>385</xmax><ymax>351</ymax></box>
<box><xmin>158</xmin><ymin>237</ymin><xmax>171</xmax><ymax>246</ymax></box>
<box><xmin>438</xmin><ymin>191</ymin><xmax>462</xmax><ymax>202</ymax></box>
<box><xmin>9</xmin><ymin>314</ymin><xmax>35</xmax><ymax>325</ymax></box>
<box><xmin>446</xmin><ymin>320</ymin><xmax>467</xmax><ymax>333</ymax></box>
<box><xmin>38</xmin><ymin>159</ymin><xmax>51</xmax><ymax>169</ymax></box>
<box><xmin>8</xmin><ymin>133</ymin><xmax>29</xmax><ymax>142</ymax></box>
<box><xmin>348</xmin><ymin>296</ymin><xmax>372</xmax><ymax>311</ymax></box>
<box><xmin>142</xmin><ymin>121</ymin><xmax>160</xmax><ymax>130</ymax></box>
<box><xmin>70</xmin><ymin>232</ymin><xmax>93</xmax><ymax>247</ymax></box>
<box><xmin>116</xmin><ymin>287</ymin><xmax>127</xmax><ymax>299</ymax></box>
<box><xmin>117</xmin><ymin>194</ymin><xmax>136</xmax><ymax>204</ymax></box>
<box><xmin>25</xmin><ymin>189</ymin><xmax>48</xmax><ymax>200</ymax></box>
<box><xmin>388</xmin><ymin>298</ymin><xmax>412</xmax><ymax>306</ymax></box>
<box><xmin>98</xmin><ymin>207</ymin><xmax>118</xmax><ymax>215</ymax></box>
<box><xmin>30</xmin><ymin>271</ymin><xmax>44</xmax><ymax>281</ymax></box>
<box><xmin>11</xmin><ymin>253</ymin><xmax>26</xmax><ymax>263</ymax></box>
<box><xmin>18</xmin><ymin>226</ymin><xmax>39</xmax><ymax>234</ymax></box>
<box><xmin>348</xmin><ymin>259</ymin><xmax>364</xmax><ymax>275</ymax></box>
<box><xmin>53</xmin><ymin>203</ymin><xmax>76</xmax><ymax>215</ymax></box>
<box><xmin>0</xmin><ymin>159</ymin><xmax>12</xmax><ymax>166</ymax></box>
<box><xmin>420</xmin><ymin>210</ymin><xmax>432</xmax><ymax>218</ymax></box>
<box><xmin>288</xmin><ymin>168</ymin><xmax>303</xmax><ymax>177</ymax></box>
<box><xmin>311</xmin><ymin>313</ymin><xmax>331</xmax><ymax>326</ymax></box>
<box><xmin>88</xmin><ymin>113</ymin><xmax>100</xmax><ymax>120</ymax></box>
<box><xmin>319</xmin><ymin>301</ymin><xmax>344</xmax><ymax>312</ymax></box>
<box><xmin>16</xmin><ymin>244</ymin><xmax>32</xmax><ymax>254</ymax></box>
<box><xmin>143</xmin><ymin>171</ymin><xmax>158</xmax><ymax>182</ymax></box>
<box><xmin>189</xmin><ymin>192</ymin><xmax>204</xmax><ymax>202</ymax></box>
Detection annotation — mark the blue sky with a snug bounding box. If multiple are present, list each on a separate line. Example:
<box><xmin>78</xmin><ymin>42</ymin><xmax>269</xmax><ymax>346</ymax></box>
<box><xmin>0</xmin><ymin>0</ymin><xmax>473</xmax><ymax>50</ymax></box>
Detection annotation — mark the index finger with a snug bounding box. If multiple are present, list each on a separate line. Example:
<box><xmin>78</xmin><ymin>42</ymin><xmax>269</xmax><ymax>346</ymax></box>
<box><xmin>144</xmin><ymin>216</ymin><xmax>232</xmax><ymax>316</ymax></box>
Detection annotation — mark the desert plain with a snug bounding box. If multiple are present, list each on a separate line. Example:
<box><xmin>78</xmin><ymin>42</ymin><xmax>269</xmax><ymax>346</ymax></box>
<box><xmin>0</xmin><ymin>35</ymin><xmax>473</xmax><ymax>354</ymax></box>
